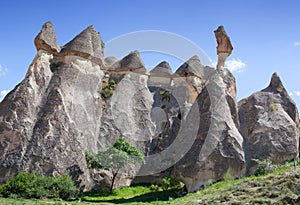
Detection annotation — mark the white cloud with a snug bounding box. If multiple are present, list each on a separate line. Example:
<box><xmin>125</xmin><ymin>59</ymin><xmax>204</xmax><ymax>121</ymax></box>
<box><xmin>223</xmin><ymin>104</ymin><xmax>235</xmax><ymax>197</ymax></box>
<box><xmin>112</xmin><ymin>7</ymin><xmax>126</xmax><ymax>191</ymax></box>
<box><xmin>0</xmin><ymin>90</ymin><xmax>9</xmax><ymax>102</ymax></box>
<box><xmin>225</xmin><ymin>58</ymin><xmax>246</xmax><ymax>73</ymax></box>
<box><xmin>289</xmin><ymin>91</ymin><xmax>300</xmax><ymax>98</ymax></box>
<box><xmin>0</xmin><ymin>65</ymin><xmax>7</xmax><ymax>76</ymax></box>
<box><xmin>293</xmin><ymin>91</ymin><xmax>300</xmax><ymax>96</ymax></box>
<box><xmin>294</xmin><ymin>42</ymin><xmax>300</xmax><ymax>47</ymax></box>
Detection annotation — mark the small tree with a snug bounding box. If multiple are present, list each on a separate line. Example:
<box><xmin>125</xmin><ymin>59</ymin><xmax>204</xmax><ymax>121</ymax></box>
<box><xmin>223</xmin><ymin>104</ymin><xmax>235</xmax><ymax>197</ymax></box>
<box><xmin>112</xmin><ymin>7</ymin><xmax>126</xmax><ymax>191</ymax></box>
<box><xmin>85</xmin><ymin>138</ymin><xmax>144</xmax><ymax>194</ymax></box>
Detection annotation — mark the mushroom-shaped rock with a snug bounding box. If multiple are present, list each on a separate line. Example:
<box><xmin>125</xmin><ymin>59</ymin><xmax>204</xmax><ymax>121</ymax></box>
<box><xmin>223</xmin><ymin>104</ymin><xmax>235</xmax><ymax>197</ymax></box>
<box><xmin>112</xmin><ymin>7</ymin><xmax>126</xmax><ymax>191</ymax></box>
<box><xmin>109</xmin><ymin>51</ymin><xmax>146</xmax><ymax>73</ymax></box>
<box><xmin>60</xmin><ymin>25</ymin><xmax>104</xmax><ymax>65</ymax></box>
<box><xmin>238</xmin><ymin>72</ymin><xmax>300</xmax><ymax>174</ymax></box>
<box><xmin>34</xmin><ymin>21</ymin><xmax>60</xmax><ymax>54</ymax></box>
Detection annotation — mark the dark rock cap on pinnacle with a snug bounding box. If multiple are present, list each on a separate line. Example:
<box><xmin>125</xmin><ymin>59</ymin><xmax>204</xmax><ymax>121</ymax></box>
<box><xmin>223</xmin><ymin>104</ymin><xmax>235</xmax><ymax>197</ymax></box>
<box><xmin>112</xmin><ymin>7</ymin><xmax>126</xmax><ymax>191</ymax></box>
<box><xmin>109</xmin><ymin>50</ymin><xmax>146</xmax><ymax>73</ymax></box>
<box><xmin>34</xmin><ymin>21</ymin><xmax>60</xmax><ymax>54</ymax></box>
<box><xmin>149</xmin><ymin>61</ymin><xmax>173</xmax><ymax>77</ymax></box>
<box><xmin>60</xmin><ymin>25</ymin><xmax>104</xmax><ymax>65</ymax></box>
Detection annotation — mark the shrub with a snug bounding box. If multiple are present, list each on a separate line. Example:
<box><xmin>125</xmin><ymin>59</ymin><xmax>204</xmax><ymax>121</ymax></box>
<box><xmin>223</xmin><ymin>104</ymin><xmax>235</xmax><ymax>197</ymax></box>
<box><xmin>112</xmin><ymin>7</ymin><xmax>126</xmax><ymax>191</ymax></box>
<box><xmin>269</xmin><ymin>102</ymin><xmax>278</xmax><ymax>111</ymax></box>
<box><xmin>253</xmin><ymin>159</ymin><xmax>275</xmax><ymax>176</ymax></box>
<box><xmin>50</xmin><ymin>61</ymin><xmax>63</xmax><ymax>72</ymax></box>
<box><xmin>100</xmin><ymin>79</ymin><xmax>117</xmax><ymax>99</ymax></box>
<box><xmin>150</xmin><ymin>184</ymin><xmax>162</xmax><ymax>192</ymax></box>
<box><xmin>0</xmin><ymin>172</ymin><xmax>79</xmax><ymax>200</ymax></box>
<box><xmin>162</xmin><ymin>177</ymin><xmax>184</xmax><ymax>191</ymax></box>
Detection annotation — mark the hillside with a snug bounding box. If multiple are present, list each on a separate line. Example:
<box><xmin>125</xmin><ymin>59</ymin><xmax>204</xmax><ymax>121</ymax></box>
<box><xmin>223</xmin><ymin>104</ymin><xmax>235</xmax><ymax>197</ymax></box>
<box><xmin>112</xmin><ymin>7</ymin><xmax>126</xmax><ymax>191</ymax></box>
<box><xmin>0</xmin><ymin>162</ymin><xmax>299</xmax><ymax>204</ymax></box>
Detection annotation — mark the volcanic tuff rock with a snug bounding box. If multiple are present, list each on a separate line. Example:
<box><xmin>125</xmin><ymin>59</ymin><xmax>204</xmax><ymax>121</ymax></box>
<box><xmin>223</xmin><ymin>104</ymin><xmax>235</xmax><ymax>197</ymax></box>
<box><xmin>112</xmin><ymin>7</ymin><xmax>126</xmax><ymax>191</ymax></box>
<box><xmin>104</xmin><ymin>56</ymin><xmax>118</xmax><ymax>68</ymax></box>
<box><xmin>60</xmin><ymin>25</ymin><xmax>104</xmax><ymax>65</ymax></box>
<box><xmin>148</xmin><ymin>61</ymin><xmax>173</xmax><ymax>86</ymax></box>
<box><xmin>0</xmin><ymin>22</ymin><xmax>299</xmax><ymax>192</ymax></box>
<box><xmin>173</xmin><ymin>68</ymin><xmax>245</xmax><ymax>192</ymax></box>
<box><xmin>34</xmin><ymin>21</ymin><xmax>60</xmax><ymax>54</ymax></box>
<box><xmin>108</xmin><ymin>50</ymin><xmax>146</xmax><ymax>73</ymax></box>
<box><xmin>238</xmin><ymin>73</ymin><xmax>299</xmax><ymax>174</ymax></box>
<box><xmin>150</xmin><ymin>61</ymin><xmax>173</xmax><ymax>77</ymax></box>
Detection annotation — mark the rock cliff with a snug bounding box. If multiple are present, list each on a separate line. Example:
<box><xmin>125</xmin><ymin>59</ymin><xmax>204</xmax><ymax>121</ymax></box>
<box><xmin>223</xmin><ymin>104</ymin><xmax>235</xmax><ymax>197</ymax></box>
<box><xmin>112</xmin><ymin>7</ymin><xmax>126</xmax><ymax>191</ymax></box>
<box><xmin>238</xmin><ymin>73</ymin><xmax>299</xmax><ymax>174</ymax></box>
<box><xmin>0</xmin><ymin>22</ymin><xmax>299</xmax><ymax>192</ymax></box>
<box><xmin>173</xmin><ymin>68</ymin><xmax>245</xmax><ymax>192</ymax></box>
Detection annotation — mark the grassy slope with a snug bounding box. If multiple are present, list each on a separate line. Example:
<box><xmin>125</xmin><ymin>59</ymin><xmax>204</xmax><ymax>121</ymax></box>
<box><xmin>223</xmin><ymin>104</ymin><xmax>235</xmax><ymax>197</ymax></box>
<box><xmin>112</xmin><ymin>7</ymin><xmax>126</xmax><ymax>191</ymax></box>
<box><xmin>0</xmin><ymin>163</ymin><xmax>299</xmax><ymax>205</ymax></box>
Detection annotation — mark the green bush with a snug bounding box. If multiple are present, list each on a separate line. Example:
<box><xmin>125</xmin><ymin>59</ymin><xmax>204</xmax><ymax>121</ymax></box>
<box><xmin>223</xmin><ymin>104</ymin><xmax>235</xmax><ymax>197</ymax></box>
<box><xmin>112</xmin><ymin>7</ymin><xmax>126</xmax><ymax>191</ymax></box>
<box><xmin>253</xmin><ymin>159</ymin><xmax>275</xmax><ymax>176</ymax></box>
<box><xmin>162</xmin><ymin>177</ymin><xmax>184</xmax><ymax>191</ymax></box>
<box><xmin>149</xmin><ymin>184</ymin><xmax>162</xmax><ymax>192</ymax></box>
<box><xmin>100</xmin><ymin>79</ymin><xmax>117</xmax><ymax>99</ymax></box>
<box><xmin>0</xmin><ymin>172</ymin><xmax>79</xmax><ymax>200</ymax></box>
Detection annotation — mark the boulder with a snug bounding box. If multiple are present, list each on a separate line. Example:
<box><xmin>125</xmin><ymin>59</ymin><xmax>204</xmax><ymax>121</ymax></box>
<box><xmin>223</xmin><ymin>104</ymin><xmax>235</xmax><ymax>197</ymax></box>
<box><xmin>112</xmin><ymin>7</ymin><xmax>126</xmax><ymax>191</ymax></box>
<box><xmin>60</xmin><ymin>25</ymin><xmax>104</xmax><ymax>65</ymax></box>
<box><xmin>34</xmin><ymin>21</ymin><xmax>60</xmax><ymax>54</ymax></box>
<box><xmin>173</xmin><ymin>68</ymin><xmax>245</xmax><ymax>192</ymax></box>
<box><xmin>238</xmin><ymin>72</ymin><xmax>299</xmax><ymax>174</ymax></box>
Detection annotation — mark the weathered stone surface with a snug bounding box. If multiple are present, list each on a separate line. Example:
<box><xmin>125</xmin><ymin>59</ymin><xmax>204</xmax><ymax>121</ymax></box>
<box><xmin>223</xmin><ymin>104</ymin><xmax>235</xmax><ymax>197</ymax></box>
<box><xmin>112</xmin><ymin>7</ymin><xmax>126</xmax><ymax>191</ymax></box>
<box><xmin>34</xmin><ymin>21</ymin><xmax>60</xmax><ymax>54</ymax></box>
<box><xmin>60</xmin><ymin>25</ymin><xmax>104</xmax><ymax>65</ymax></box>
<box><xmin>0</xmin><ymin>51</ymin><xmax>104</xmax><ymax>189</ymax></box>
<box><xmin>104</xmin><ymin>56</ymin><xmax>118</xmax><ymax>68</ymax></box>
<box><xmin>148</xmin><ymin>61</ymin><xmax>173</xmax><ymax>87</ymax></box>
<box><xmin>173</xmin><ymin>56</ymin><xmax>214</xmax><ymax>105</ymax></box>
<box><xmin>238</xmin><ymin>72</ymin><xmax>299</xmax><ymax>174</ymax></box>
<box><xmin>149</xmin><ymin>61</ymin><xmax>172</xmax><ymax>77</ymax></box>
<box><xmin>174</xmin><ymin>55</ymin><xmax>213</xmax><ymax>78</ymax></box>
<box><xmin>173</xmin><ymin>68</ymin><xmax>245</xmax><ymax>192</ymax></box>
<box><xmin>109</xmin><ymin>51</ymin><xmax>146</xmax><ymax>73</ymax></box>
<box><xmin>99</xmin><ymin>72</ymin><xmax>155</xmax><ymax>152</ymax></box>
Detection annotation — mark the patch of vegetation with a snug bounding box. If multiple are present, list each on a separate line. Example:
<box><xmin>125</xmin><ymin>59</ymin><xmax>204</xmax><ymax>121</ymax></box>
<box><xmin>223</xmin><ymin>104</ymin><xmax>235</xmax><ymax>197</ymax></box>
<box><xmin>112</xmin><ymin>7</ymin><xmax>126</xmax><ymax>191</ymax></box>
<box><xmin>269</xmin><ymin>101</ymin><xmax>278</xmax><ymax>111</ymax></box>
<box><xmin>86</xmin><ymin>138</ymin><xmax>144</xmax><ymax>194</ymax></box>
<box><xmin>253</xmin><ymin>158</ymin><xmax>275</xmax><ymax>176</ymax></box>
<box><xmin>159</xmin><ymin>90</ymin><xmax>171</xmax><ymax>102</ymax></box>
<box><xmin>1</xmin><ymin>162</ymin><xmax>299</xmax><ymax>204</ymax></box>
<box><xmin>149</xmin><ymin>176</ymin><xmax>184</xmax><ymax>193</ymax></box>
<box><xmin>0</xmin><ymin>172</ymin><xmax>79</xmax><ymax>200</ymax></box>
<box><xmin>161</xmin><ymin>177</ymin><xmax>184</xmax><ymax>191</ymax></box>
<box><xmin>99</xmin><ymin>79</ymin><xmax>116</xmax><ymax>99</ymax></box>
<box><xmin>50</xmin><ymin>61</ymin><xmax>63</xmax><ymax>72</ymax></box>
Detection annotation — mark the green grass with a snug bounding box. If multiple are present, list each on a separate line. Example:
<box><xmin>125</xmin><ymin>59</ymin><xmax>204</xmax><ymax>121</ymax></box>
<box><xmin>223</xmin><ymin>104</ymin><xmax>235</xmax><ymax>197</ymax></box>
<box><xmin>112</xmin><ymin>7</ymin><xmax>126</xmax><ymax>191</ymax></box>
<box><xmin>1</xmin><ymin>162</ymin><xmax>299</xmax><ymax>204</ymax></box>
<box><xmin>81</xmin><ymin>185</ymin><xmax>182</xmax><ymax>204</ymax></box>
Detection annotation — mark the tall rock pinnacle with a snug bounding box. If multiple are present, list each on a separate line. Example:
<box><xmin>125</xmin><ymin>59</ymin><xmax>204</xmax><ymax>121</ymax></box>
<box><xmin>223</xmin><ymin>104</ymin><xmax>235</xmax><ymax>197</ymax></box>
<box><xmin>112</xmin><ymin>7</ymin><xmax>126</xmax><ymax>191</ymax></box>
<box><xmin>34</xmin><ymin>21</ymin><xmax>60</xmax><ymax>54</ymax></box>
<box><xmin>265</xmin><ymin>72</ymin><xmax>285</xmax><ymax>93</ymax></box>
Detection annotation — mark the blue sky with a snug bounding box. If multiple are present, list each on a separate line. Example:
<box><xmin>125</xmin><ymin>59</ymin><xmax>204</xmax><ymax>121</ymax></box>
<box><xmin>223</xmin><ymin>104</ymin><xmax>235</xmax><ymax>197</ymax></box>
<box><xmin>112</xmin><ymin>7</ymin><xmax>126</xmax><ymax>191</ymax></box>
<box><xmin>1</xmin><ymin>0</ymin><xmax>300</xmax><ymax>108</ymax></box>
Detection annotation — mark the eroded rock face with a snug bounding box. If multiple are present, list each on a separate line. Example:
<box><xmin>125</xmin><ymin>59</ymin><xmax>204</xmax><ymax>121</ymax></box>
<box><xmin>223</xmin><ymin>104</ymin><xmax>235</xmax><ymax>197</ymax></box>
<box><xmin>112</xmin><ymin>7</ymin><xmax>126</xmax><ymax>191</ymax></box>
<box><xmin>34</xmin><ymin>21</ymin><xmax>60</xmax><ymax>54</ymax></box>
<box><xmin>238</xmin><ymin>73</ymin><xmax>299</xmax><ymax>174</ymax></box>
<box><xmin>173</xmin><ymin>69</ymin><xmax>245</xmax><ymax>192</ymax></box>
<box><xmin>0</xmin><ymin>50</ymin><xmax>104</xmax><ymax>189</ymax></box>
<box><xmin>148</xmin><ymin>61</ymin><xmax>173</xmax><ymax>86</ymax></box>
